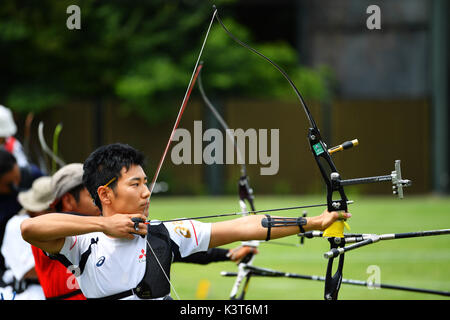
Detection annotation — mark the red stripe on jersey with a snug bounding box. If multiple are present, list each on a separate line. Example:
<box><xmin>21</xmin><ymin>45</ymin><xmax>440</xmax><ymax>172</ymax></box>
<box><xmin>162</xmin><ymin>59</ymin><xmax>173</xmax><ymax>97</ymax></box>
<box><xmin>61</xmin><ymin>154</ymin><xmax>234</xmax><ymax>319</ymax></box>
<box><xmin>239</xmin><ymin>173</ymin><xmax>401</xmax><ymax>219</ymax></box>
<box><xmin>189</xmin><ymin>220</ymin><xmax>198</xmax><ymax>246</ymax></box>
<box><xmin>69</xmin><ymin>236</ymin><xmax>77</xmax><ymax>250</ymax></box>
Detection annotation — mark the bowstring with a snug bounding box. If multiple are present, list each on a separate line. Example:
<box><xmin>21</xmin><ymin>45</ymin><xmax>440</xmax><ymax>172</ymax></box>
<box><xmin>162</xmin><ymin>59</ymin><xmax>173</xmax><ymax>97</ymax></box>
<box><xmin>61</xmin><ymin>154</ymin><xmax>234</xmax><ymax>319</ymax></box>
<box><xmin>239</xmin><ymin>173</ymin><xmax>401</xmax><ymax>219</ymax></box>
<box><xmin>141</xmin><ymin>8</ymin><xmax>218</xmax><ymax>301</ymax></box>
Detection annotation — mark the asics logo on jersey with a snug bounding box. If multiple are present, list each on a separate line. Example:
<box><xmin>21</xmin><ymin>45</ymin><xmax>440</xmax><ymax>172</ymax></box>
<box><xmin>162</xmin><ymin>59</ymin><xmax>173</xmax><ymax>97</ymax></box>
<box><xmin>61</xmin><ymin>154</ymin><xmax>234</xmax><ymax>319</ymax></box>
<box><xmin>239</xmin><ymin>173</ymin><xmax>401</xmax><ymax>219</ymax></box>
<box><xmin>96</xmin><ymin>256</ymin><xmax>106</xmax><ymax>267</ymax></box>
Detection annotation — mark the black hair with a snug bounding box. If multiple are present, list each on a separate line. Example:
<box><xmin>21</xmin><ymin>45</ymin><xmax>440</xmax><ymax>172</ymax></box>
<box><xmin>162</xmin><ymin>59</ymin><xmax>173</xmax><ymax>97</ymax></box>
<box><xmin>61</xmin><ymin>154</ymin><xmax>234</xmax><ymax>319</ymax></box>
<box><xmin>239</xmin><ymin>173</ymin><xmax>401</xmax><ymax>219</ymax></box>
<box><xmin>0</xmin><ymin>148</ymin><xmax>17</xmax><ymax>178</ymax></box>
<box><xmin>83</xmin><ymin>143</ymin><xmax>146</xmax><ymax>211</ymax></box>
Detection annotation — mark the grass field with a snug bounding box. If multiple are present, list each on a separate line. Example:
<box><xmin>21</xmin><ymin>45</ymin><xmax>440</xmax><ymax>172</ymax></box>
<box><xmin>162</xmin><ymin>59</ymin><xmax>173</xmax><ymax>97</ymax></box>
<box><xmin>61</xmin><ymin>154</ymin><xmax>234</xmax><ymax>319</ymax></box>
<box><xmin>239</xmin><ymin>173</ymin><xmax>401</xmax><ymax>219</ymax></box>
<box><xmin>146</xmin><ymin>194</ymin><xmax>450</xmax><ymax>300</ymax></box>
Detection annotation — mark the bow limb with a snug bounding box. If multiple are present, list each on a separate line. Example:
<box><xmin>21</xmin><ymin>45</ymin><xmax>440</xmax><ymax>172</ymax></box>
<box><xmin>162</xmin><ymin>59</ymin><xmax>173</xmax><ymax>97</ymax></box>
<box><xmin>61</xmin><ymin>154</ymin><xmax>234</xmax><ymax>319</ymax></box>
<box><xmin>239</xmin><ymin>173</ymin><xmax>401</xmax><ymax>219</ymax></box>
<box><xmin>212</xmin><ymin>6</ymin><xmax>317</xmax><ymax>130</ymax></box>
<box><xmin>146</xmin><ymin>9</ymin><xmax>217</xmax><ymax>205</ymax></box>
<box><xmin>212</xmin><ymin>7</ymin><xmax>348</xmax><ymax>214</ymax></box>
<box><xmin>146</xmin><ymin>62</ymin><xmax>203</xmax><ymax>205</ymax></box>
<box><xmin>212</xmin><ymin>6</ymin><xmax>348</xmax><ymax>300</ymax></box>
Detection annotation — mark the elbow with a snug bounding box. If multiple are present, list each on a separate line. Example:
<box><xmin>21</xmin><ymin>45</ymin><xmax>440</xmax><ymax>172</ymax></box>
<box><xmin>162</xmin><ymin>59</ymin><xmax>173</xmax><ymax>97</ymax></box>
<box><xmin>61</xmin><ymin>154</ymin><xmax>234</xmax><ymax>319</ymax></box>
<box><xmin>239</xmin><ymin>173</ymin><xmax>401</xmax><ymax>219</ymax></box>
<box><xmin>20</xmin><ymin>218</ymin><xmax>35</xmax><ymax>244</ymax></box>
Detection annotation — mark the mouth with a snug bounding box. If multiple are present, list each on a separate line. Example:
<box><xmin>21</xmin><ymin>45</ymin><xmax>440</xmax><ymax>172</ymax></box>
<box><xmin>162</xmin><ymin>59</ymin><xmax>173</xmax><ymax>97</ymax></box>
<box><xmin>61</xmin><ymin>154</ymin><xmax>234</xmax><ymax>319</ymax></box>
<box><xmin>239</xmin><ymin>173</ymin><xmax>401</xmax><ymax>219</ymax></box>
<box><xmin>140</xmin><ymin>202</ymin><xmax>149</xmax><ymax>210</ymax></box>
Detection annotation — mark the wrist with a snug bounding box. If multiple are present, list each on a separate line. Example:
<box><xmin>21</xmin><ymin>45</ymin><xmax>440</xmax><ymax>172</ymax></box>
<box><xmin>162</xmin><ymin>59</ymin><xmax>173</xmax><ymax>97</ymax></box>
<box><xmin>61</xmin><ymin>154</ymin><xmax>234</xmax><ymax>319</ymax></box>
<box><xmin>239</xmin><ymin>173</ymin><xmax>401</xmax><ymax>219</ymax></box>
<box><xmin>94</xmin><ymin>216</ymin><xmax>108</xmax><ymax>234</ymax></box>
<box><xmin>305</xmin><ymin>216</ymin><xmax>321</xmax><ymax>231</ymax></box>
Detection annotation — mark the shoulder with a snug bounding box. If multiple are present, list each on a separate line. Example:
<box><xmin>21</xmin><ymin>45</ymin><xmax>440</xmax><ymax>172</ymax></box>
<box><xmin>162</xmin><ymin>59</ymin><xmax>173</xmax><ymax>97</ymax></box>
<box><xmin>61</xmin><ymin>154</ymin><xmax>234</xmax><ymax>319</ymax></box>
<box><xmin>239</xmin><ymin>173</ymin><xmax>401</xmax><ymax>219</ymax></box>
<box><xmin>163</xmin><ymin>220</ymin><xmax>211</xmax><ymax>257</ymax></box>
<box><xmin>164</xmin><ymin>220</ymin><xmax>209</xmax><ymax>240</ymax></box>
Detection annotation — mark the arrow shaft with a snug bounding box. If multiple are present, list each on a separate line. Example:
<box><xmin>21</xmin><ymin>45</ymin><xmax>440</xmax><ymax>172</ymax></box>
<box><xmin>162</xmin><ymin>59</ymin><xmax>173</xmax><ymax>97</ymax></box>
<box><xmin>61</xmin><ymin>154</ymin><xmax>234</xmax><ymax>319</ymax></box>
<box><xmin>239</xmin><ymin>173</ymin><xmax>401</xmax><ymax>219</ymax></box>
<box><xmin>147</xmin><ymin>202</ymin><xmax>353</xmax><ymax>225</ymax></box>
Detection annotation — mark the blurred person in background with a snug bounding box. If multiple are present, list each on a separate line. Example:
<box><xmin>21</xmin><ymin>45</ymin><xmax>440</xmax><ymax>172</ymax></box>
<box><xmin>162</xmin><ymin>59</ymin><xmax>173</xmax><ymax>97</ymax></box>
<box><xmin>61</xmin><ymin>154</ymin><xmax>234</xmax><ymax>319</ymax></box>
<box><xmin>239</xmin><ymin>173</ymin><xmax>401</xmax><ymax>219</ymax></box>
<box><xmin>0</xmin><ymin>105</ymin><xmax>29</xmax><ymax>168</ymax></box>
<box><xmin>31</xmin><ymin>163</ymin><xmax>100</xmax><ymax>300</ymax></box>
<box><xmin>0</xmin><ymin>150</ymin><xmax>24</xmax><ymax>286</ymax></box>
<box><xmin>0</xmin><ymin>176</ymin><xmax>54</xmax><ymax>299</ymax></box>
<box><xmin>0</xmin><ymin>149</ymin><xmax>42</xmax><ymax>286</ymax></box>
<box><xmin>0</xmin><ymin>105</ymin><xmax>43</xmax><ymax>186</ymax></box>
<box><xmin>0</xmin><ymin>106</ymin><xmax>44</xmax><ymax>284</ymax></box>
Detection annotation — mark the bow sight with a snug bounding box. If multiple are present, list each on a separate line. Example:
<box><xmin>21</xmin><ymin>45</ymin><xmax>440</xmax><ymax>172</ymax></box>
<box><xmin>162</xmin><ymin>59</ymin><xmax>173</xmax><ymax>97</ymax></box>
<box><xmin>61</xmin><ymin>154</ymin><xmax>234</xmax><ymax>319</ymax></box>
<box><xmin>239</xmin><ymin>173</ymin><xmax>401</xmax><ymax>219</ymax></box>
<box><xmin>331</xmin><ymin>159</ymin><xmax>412</xmax><ymax>199</ymax></box>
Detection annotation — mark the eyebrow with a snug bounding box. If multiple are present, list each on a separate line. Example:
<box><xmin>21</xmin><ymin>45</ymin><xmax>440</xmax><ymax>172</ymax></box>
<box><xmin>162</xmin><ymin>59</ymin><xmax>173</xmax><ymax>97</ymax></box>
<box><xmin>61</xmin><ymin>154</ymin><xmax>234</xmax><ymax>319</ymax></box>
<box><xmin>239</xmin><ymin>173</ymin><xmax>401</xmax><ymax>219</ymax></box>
<box><xmin>127</xmin><ymin>176</ymin><xmax>148</xmax><ymax>182</ymax></box>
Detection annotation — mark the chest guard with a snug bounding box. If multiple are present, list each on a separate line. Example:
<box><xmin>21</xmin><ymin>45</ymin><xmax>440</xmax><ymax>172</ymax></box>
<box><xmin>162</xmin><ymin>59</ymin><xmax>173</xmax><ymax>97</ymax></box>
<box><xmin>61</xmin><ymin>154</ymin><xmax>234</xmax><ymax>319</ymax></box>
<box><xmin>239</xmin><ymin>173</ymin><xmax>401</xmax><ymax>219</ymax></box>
<box><xmin>134</xmin><ymin>224</ymin><xmax>173</xmax><ymax>299</ymax></box>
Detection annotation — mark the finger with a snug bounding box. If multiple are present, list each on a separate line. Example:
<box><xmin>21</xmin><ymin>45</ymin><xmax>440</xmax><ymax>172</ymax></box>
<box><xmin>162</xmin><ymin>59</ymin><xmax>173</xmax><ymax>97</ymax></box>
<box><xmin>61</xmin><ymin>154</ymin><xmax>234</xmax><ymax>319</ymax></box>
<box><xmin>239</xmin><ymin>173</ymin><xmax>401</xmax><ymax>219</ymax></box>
<box><xmin>128</xmin><ymin>215</ymin><xmax>148</xmax><ymax>231</ymax></box>
<box><xmin>125</xmin><ymin>229</ymin><xmax>136</xmax><ymax>240</ymax></box>
<box><xmin>336</xmin><ymin>211</ymin><xmax>352</xmax><ymax>219</ymax></box>
<box><xmin>137</xmin><ymin>224</ymin><xmax>148</xmax><ymax>235</ymax></box>
<box><xmin>129</xmin><ymin>213</ymin><xmax>147</xmax><ymax>222</ymax></box>
<box><xmin>128</xmin><ymin>226</ymin><xmax>146</xmax><ymax>238</ymax></box>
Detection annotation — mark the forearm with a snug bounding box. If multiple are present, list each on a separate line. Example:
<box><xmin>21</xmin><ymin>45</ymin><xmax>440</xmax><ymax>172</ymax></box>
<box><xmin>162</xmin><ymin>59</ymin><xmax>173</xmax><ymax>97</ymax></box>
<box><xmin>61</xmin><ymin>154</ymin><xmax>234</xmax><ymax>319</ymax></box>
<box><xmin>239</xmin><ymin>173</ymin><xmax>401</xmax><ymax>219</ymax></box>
<box><xmin>21</xmin><ymin>212</ymin><xmax>148</xmax><ymax>254</ymax></box>
<box><xmin>239</xmin><ymin>215</ymin><xmax>321</xmax><ymax>240</ymax></box>
<box><xmin>210</xmin><ymin>214</ymin><xmax>321</xmax><ymax>248</ymax></box>
<box><xmin>21</xmin><ymin>213</ymin><xmax>105</xmax><ymax>244</ymax></box>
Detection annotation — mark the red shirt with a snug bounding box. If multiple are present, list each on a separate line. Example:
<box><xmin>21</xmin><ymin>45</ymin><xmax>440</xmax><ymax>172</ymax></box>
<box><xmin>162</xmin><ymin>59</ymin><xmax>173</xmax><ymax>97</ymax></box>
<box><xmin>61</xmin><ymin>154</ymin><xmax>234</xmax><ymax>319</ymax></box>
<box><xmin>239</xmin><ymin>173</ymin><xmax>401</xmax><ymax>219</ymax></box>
<box><xmin>31</xmin><ymin>245</ymin><xmax>86</xmax><ymax>300</ymax></box>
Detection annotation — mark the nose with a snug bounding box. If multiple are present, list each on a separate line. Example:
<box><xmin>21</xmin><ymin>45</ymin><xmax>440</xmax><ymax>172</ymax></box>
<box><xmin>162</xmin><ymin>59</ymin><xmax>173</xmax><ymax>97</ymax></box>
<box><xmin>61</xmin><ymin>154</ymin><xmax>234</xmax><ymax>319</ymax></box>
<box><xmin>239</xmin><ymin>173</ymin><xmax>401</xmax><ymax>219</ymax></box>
<box><xmin>142</xmin><ymin>183</ymin><xmax>151</xmax><ymax>199</ymax></box>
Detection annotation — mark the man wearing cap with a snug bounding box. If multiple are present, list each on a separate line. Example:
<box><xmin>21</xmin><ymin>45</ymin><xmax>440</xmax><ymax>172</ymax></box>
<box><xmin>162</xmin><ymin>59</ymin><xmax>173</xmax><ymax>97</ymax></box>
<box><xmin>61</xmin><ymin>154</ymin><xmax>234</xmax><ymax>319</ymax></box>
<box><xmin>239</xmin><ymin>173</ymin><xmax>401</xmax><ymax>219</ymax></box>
<box><xmin>0</xmin><ymin>176</ymin><xmax>54</xmax><ymax>299</ymax></box>
<box><xmin>50</xmin><ymin>163</ymin><xmax>101</xmax><ymax>217</ymax></box>
<box><xmin>31</xmin><ymin>163</ymin><xmax>100</xmax><ymax>300</ymax></box>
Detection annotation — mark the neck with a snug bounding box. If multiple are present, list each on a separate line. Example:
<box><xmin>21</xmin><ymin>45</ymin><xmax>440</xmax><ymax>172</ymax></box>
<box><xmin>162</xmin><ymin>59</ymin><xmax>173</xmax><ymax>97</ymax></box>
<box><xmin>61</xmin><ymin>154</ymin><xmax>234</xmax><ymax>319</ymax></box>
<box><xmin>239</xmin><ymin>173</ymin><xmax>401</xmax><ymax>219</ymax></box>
<box><xmin>101</xmin><ymin>207</ymin><xmax>115</xmax><ymax>218</ymax></box>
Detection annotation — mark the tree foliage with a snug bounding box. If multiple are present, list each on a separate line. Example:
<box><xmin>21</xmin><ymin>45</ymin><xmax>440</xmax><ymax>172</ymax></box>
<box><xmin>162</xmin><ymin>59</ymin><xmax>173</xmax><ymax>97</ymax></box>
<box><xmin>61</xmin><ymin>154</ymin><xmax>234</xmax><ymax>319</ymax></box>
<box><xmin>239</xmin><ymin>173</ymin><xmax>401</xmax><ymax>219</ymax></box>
<box><xmin>0</xmin><ymin>0</ymin><xmax>333</xmax><ymax>124</ymax></box>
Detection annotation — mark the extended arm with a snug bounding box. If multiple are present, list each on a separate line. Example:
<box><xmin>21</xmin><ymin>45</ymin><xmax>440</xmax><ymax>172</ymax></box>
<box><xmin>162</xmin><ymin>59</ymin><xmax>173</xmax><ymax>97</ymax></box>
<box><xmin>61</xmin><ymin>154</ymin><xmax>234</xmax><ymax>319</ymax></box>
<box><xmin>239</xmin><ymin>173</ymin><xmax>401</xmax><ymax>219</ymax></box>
<box><xmin>209</xmin><ymin>210</ymin><xmax>350</xmax><ymax>248</ymax></box>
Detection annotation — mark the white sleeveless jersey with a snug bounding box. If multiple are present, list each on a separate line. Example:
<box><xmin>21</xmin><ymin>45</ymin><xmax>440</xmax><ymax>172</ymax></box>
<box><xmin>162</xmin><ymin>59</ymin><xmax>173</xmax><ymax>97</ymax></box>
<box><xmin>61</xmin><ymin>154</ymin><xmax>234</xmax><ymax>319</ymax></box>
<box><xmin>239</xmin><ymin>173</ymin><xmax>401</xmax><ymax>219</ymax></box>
<box><xmin>58</xmin><ymin>219</ymin><xmax>211</xmax><ymax>299</ymax></box>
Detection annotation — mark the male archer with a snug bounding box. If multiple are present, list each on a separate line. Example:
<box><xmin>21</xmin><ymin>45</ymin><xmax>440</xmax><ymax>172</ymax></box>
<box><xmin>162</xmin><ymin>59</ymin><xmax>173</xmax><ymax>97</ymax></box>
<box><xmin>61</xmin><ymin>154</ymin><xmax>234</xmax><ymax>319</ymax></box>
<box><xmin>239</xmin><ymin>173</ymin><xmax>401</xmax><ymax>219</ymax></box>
<box><xmin>30</xmin><ymin>162</ymin><xmax>254</xmax><ymax>300</ymax></box>
<box><xmin>21</xmin><ymin>143</ymin><xmax>350</xmax><ymax>300</ymax></box>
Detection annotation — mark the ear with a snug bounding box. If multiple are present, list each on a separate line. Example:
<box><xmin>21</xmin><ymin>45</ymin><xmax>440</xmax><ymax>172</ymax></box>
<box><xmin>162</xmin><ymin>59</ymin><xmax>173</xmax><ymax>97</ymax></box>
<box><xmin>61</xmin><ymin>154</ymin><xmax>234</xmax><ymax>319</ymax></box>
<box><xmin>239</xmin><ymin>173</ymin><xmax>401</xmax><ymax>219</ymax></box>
<box><xmin>97</xmin><ymin>185</ymin><xmax>113</xmax><ymax>206</ymax></box>
<box><xmin>61</xmin><ymin>193</ymin><xmax>76</xmax><ymax>212</ymax></box>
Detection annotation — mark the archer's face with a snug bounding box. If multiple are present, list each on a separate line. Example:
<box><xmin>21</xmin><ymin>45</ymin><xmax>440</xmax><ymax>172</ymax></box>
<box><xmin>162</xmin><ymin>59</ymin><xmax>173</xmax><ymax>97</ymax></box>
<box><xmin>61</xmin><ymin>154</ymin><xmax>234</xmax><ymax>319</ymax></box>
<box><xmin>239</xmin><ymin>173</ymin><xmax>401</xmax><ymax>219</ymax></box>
<box><xmin>109</xmin><ymin>165</ymin><xmax>150</xmax><ymax>215</ymax></box>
